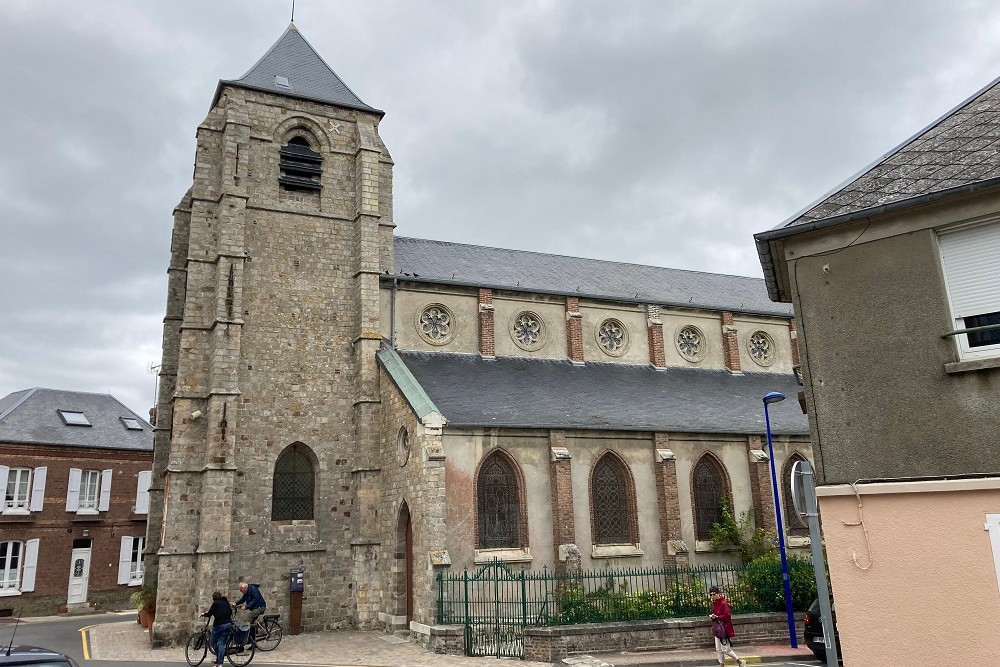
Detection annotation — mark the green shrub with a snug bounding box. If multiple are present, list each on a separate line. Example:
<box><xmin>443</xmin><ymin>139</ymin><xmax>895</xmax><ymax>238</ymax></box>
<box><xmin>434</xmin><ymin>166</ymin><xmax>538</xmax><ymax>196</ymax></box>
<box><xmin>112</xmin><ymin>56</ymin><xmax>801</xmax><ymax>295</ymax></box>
<box><xmin>739</xmin><ymin>553</ymin><xmax>816</xmax><ymax>612</ymax></box>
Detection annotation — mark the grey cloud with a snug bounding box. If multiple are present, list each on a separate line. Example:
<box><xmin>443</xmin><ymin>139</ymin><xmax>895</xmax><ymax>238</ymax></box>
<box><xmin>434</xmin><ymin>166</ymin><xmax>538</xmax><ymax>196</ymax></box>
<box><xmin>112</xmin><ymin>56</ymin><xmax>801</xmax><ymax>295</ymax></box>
<box><xmin>3</xmin><ymin>0</ymin><xmax>1000</xmax><ymax>414</ymax></box>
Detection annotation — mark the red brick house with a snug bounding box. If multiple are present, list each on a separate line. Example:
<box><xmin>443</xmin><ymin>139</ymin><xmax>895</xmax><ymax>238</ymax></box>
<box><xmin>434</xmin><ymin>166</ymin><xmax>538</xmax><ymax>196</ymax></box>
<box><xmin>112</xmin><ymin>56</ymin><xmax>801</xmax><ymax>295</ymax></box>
<box><xmin>0</xmin><ymin>388</ymin><xmax>153</xmax><ymax>615</ymax></box>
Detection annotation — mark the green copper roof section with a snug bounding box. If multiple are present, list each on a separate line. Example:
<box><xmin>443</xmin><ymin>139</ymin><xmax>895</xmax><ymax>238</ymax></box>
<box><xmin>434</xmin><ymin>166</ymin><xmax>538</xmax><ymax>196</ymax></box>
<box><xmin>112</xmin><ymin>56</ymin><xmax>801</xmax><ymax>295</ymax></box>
<box><xmin>377</xmin><ymin>346</ymin><xmax>442</xmax><ymax>421</ymax></box>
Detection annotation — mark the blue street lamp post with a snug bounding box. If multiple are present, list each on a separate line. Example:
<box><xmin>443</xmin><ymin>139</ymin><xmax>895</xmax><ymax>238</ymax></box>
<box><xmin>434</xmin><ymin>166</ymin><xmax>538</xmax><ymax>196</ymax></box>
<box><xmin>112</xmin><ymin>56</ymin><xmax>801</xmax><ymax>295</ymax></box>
<box><xmin>763</xmin><ymin>391</ymin><xmax>797</xmax><ymax>648</ymax></box>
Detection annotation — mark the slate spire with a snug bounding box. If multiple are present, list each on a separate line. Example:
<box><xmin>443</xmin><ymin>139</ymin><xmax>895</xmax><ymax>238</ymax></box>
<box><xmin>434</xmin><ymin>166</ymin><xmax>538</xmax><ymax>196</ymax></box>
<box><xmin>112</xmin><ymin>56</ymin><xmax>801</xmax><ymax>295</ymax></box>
<box><xmin>213</xmin><ymin>23</ymin><xmax>381</xmax><ymax>114</ymax></box>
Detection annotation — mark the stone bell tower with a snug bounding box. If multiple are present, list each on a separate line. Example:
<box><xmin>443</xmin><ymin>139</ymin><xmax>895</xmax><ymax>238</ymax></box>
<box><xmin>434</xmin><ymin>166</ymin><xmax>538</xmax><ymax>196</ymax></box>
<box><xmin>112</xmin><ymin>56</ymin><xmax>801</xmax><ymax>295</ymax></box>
<box><xmin>147</xmin><ymin>24</ymin><xmax>393</xmax><ymax>642</ymax></box>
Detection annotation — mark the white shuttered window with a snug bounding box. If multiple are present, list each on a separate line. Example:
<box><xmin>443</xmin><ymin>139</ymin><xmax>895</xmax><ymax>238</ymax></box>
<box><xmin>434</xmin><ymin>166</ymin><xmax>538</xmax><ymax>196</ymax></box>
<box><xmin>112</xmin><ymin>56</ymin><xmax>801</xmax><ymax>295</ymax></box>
<box><xmin>938</xmin><ymin>222</ymin><xmax>1000</xmax><ymax>359</ymax></box>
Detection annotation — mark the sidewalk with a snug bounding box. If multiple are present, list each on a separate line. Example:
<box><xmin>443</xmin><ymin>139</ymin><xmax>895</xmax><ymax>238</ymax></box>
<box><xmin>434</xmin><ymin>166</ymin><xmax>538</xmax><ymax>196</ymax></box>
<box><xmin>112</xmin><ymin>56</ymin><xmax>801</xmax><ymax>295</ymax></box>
<box><xmin>86</xmin><ymin>620</ymin><xmax>817</xmax><ymax>666</ymax></box>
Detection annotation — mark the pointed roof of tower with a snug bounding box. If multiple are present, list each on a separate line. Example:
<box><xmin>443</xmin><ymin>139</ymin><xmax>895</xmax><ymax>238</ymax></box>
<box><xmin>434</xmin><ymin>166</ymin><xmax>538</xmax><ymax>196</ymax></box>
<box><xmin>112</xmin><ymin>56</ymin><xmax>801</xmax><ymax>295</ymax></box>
<box><xmin>213</xmin><ymin>23</ymin><xmax>382</xmax><ymax>115</ymax></box>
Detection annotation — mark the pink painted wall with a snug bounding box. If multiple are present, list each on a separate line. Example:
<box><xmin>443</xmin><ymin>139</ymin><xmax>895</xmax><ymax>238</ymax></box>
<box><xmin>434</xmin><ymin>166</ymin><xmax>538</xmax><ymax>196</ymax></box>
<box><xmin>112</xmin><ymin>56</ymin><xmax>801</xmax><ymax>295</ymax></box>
<box><xmin>818</xmin><ymin>487</ymin><xmax>1000</xmax><ymax>666</ymax></box>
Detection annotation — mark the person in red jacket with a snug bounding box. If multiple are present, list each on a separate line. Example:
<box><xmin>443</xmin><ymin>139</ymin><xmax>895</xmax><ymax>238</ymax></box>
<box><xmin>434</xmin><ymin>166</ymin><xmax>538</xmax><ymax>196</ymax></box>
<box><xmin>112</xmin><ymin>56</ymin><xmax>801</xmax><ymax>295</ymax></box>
<box><xmin>709</xmin><ymin>586</ymin><xmax>746</xmax><ymax>667</ymax></box>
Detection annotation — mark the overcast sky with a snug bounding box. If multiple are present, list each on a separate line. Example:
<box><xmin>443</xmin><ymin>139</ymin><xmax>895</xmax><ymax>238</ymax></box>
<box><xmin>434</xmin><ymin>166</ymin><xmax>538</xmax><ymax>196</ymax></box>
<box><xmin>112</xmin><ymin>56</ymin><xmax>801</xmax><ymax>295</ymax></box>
<box><xmin>2</xmin><ymin>0</ymin><xmax>999</xmax><ymax>417</ymax></box>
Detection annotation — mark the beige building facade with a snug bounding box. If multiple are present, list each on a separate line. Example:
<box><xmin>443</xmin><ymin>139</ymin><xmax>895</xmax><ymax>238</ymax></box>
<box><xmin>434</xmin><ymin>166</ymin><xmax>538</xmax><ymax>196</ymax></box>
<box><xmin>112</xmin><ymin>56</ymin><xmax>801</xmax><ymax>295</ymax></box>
<box><xmin>149</xmin><ymin>24</ymin><xmax>812</xmax><ymax>645</ymax></box>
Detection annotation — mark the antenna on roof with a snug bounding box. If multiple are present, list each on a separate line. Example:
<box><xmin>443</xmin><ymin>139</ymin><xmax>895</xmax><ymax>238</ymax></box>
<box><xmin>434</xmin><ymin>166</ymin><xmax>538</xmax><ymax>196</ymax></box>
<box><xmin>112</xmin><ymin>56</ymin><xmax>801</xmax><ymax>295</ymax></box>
<box><xmin>5</xmin><ymin>610</ymin><xmax>21</xmax><ymax>656</ymax></box>
<box><xmin>291</xmin><ymin>0</ymin><xmax>295</xmax><ymax>22</ymax></box>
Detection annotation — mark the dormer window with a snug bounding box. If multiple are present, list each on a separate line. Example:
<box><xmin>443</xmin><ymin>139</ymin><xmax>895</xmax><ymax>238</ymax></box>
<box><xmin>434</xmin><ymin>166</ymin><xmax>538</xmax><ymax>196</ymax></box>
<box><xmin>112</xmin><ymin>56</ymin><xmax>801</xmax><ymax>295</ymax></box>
<box><xmin>58</xmin><ymin>410</ymin><xmax>90</xmax><ymax>426</ymax></box>
<box><xmin>279</xmin><ymin>136</ymin><xmax>322</xmax><ymax>192</ymax></box>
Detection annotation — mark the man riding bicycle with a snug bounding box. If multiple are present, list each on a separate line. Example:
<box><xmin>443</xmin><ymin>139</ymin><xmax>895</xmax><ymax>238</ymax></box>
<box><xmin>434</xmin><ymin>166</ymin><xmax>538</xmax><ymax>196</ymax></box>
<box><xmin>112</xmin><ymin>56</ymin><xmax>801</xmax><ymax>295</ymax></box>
<box><xmin>234</xmin><ymin>581</ymin><xmax>267</xmax><ymax>624</ymax></box>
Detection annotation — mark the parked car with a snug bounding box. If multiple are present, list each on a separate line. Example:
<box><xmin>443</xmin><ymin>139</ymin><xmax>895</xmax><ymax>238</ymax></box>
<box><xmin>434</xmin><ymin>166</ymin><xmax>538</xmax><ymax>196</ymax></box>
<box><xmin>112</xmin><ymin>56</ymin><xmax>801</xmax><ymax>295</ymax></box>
<box><xmin>803</xmin><ymin>598</ymin><xmax>841</xmax><ymax>662</ymax></box>
<box><xmin>0</xmin><ymin>646</ymin><xmax>78</xmax><ymax>667</ymax></box>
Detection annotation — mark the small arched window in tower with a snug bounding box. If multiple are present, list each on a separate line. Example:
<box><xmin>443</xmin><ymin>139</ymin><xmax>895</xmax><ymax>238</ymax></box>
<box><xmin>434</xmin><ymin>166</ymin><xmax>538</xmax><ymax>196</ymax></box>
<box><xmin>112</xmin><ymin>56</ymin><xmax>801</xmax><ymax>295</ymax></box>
<box><xmin>272</xmin><ymin>444</ymin><xmax>315</xmax><ymax>520</ymax></box>
<box><xmin>693</xmin><ymin>455</ymin><xmax>727</xmax><ymax>541</ymax></box>
<box><xmin>476</xmin><ymin>452</ymin><xmax>524</xmax><ymax>549</ymax></box>
<box><xmin>782</xmin><ymin>453</ymin><xmax>810</xmax><ymax>536</ymax></box>
<box><xmin>591</xmin><ymin>454</ymin><xmax>637</xmax><ymax>545</ymax></box>
<box><xmin>279</xmin><ymin>136</ymin><xmax>323</xmax><ymax>191</ymax></box>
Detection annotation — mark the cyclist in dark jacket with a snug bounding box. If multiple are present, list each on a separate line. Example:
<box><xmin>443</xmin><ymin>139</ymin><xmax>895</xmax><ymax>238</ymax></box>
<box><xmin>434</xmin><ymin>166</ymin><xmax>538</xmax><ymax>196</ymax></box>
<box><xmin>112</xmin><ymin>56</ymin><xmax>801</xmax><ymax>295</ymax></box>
<box><xmin>202</xmin><ymin>591</ymin><xmax>232</xmax><ymax>667</ymax></box>
<box><xmin>235</xmin><ymin>582</ymin><xmax>267</xmax><ymax>624</ymax></box>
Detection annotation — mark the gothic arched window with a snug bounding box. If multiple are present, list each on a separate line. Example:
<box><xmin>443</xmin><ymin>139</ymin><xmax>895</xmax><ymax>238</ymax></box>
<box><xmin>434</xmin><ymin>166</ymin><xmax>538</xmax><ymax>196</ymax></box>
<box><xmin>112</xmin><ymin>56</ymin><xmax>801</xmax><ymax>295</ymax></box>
<box><xmin>693</xmin><ymin>455</ymin><xmax>728</xmax><ymax>541</ymax></box>
<box><xmin>272</xmin><ymin>443</ymin><xmax>314</xmax><ymax>520</ymax></box>
<box><xmin>782</xmin><ymin>453</ymin><xmax>810</xmax><ymax>536</ymax></box>
<box><xmin>476</xmin><ymin>452</ymin><xmax>524</xmax><ymax>549</ymax></box>
<box><xmin>591</xmin><ymin>453</ymin><xmax>637</xmax><ymax>545</ymax></box>
<box><xmin>279</xmin><ymin>135</ymin><xmax>323</xmax><ymax>191</ymax></box>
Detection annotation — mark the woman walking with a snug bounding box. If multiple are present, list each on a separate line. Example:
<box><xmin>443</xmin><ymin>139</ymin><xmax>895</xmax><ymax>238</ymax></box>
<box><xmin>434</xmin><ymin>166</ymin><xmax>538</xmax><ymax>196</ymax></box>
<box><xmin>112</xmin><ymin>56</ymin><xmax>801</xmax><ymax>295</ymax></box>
<box><xmin>202</xmin><ymin>590</ymin><xmax>233</xmax><ymax>667</ymax></box>
<box><xmin>709</xmin><ymin>586</ymin><xmax>746</xmax><ymax>667</ymax></box>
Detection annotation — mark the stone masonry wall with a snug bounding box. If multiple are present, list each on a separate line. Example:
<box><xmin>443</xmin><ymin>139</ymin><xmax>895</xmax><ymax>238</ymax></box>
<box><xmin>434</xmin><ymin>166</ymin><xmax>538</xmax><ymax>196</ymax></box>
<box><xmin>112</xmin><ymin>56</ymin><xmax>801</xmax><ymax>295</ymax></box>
<box><xmin>152</xmin><ymin>82</ymin><xmax>393</xmax><ymax>644</ymax></box>
<box><xmin>376</xmin><ymin>367</ymin><xmax>447</xmax><ymax>629</ymax></box>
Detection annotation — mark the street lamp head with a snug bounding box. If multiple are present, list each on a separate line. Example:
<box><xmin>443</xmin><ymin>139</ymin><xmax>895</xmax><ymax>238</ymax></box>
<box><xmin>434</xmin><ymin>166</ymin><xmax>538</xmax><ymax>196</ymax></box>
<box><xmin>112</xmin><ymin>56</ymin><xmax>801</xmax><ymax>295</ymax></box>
<box><xmin>763</xmin><ymin>391</ymin><xmax>786</xmax><ymax>405</ymax></box>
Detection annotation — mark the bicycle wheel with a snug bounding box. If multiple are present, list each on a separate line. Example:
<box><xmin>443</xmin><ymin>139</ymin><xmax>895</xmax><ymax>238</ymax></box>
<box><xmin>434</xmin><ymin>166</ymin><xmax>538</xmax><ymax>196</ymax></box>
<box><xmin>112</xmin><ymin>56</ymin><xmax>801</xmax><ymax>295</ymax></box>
<box><xmin>226</xmin><ymin>635</ymin><xmax>255</xmax><ymax>666</ymax></box>
<box><xmin>185</xmin><ymin>631</ymin><xmax>208</xmax><ymax>667</ymax></box>
<box><xmin>254</xmin><ymin>620</ymin><xmax>282</xmax><ymax>651</ymax></box>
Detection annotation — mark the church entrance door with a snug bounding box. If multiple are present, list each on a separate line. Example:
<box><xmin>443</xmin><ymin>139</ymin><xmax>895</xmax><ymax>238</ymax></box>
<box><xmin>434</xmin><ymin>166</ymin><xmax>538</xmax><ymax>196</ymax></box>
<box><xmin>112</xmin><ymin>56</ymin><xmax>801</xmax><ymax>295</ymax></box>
<box><xmin>405</xmin><ymin>512</ymin><xmax>413</xmax><ymax>624</ymax></box>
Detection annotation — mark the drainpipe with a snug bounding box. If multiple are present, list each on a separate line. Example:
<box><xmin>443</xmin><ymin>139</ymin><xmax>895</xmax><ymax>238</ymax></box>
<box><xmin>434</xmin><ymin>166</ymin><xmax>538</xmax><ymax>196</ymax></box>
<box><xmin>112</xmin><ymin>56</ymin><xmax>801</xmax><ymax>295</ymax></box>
<box><xmin>389</xmin><ymin>277</ymin><xmax>398</xmax><ymax>348</ymax></box>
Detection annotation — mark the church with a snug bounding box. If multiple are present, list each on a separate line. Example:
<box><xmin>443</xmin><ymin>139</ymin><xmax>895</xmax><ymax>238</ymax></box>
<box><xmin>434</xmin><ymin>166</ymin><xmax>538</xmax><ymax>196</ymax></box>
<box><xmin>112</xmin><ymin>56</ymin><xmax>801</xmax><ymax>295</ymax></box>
<box><xmin>147</xmin><ymin>24</ymin><xmax>810</xmax><ymax>644</ymax></box>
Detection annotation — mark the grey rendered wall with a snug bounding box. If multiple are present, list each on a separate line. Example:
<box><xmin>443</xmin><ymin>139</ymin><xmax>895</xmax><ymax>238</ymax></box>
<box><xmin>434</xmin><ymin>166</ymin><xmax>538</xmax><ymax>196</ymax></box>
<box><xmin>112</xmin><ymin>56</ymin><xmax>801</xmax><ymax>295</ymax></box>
<box><xmin>787</xmin><ymin>227</ymin><xmax>999</xmax><ymax>484</ymax></box>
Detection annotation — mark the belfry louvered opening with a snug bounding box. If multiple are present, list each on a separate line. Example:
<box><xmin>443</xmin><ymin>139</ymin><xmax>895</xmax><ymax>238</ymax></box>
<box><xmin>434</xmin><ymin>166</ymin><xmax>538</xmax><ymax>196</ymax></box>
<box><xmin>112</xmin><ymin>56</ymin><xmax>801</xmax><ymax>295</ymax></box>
<box><xmin>279</xmin><ymin>136</ymin><xmax>322</xmax><ymax>191</ymax></box>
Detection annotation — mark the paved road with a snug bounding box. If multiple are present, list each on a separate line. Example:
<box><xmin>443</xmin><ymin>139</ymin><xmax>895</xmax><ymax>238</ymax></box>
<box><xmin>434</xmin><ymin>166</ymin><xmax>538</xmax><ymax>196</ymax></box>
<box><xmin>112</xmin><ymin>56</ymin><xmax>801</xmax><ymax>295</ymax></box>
<box><xmin>0</xmin><ymin>613</ymin><xmax>826</xmax><ymax>667</ymax></box>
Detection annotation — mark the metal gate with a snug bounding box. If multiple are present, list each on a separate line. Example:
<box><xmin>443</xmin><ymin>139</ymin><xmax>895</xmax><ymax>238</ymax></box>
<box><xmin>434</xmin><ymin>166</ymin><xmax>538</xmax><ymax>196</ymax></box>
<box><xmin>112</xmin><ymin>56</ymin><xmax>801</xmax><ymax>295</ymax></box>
<box><xmin>461</xmin><ymin>561</ymin><xmax>529</xmax><ymax>658</ymax></box>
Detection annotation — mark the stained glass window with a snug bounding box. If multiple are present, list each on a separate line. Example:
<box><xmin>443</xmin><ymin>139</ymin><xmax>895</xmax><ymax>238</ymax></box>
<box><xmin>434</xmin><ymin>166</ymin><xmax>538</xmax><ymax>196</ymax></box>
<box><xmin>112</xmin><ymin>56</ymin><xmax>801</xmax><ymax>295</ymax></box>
<box><xmin>592</xmin><ymin>455</ymin><xmax>633</xmax><ymax>545</ymax></box>
<box><xmin>272</xmin><ymin>445</ymin><xmax>314</xmax><ymax>521</ymax></box>
<box><xmin>693</xmin><ymin>456</ymin><xmax>726</xmax><ymax>541</ymax></box>
<box><xmin>477</xmin><ymin>454</ymin><xmax>522</xmax><ymax>549</ymax></box>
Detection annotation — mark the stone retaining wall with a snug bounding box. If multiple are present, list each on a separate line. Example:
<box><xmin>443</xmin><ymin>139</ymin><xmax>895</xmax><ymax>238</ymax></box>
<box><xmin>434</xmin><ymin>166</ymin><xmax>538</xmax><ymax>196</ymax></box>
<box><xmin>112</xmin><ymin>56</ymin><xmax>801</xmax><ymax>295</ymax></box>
<box><xmin>523</xmin><ymin>613</ymin><xmax>794</xmax><ymax>661</ymax></box>
<box><xmin>416</xmin><ymin>614</ymin><xmax>796</xmax><ymax>660</ymax></box>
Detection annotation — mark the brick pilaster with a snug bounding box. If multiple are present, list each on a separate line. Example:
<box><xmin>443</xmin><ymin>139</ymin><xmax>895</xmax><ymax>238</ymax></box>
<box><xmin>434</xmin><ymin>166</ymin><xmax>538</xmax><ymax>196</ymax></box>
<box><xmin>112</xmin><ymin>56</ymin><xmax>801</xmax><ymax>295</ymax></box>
<box><xmin>565</xmin><ymin>297</ymin><xmax>584</xmax><ymax>364</ymax></box>
<box><xmin>721</xmin><ymin>311</ymin><xmax>742</xmax><ymax>373</ymax></box>
<box><xmin>549</xmin><ymin>431</ymin><xmax>576</xmax><ymax>573</ymax></box>
<box><xmin>478</xmin><ymin>289</ymin><xmax>495</xmax><ymax>359</ymax></box>
<box><xmin>652</xmin><ymin>433</ymin><xmax>688</xmax><ymax>566</ymax></box>
<box><xmin>746</xmin><ymin>435</ymin><xmax>776</xmax><ymax>532</ymax></box>
<box><xmin>789</xmin><ymin>318</ymin><xmax>800</xmax><ymax>366</ymax></box>
<box><xmin>647</xmin><ymin>305</ymin><xmax>666</xmax><ymax>368</ymax></box>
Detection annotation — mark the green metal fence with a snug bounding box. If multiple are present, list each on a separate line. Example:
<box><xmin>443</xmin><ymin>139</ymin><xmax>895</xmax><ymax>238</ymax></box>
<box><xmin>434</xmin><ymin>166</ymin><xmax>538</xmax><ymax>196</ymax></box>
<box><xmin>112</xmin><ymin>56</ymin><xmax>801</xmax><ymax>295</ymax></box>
<box><xmin>437</xmin><ymin>559</ymin><xmax>807</xmax><ymax>657</ymax></box>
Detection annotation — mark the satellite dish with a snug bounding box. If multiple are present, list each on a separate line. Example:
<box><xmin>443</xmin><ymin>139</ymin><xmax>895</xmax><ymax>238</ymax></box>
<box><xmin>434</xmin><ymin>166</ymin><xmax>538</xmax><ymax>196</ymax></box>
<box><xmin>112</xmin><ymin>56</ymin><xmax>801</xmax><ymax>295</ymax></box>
<box><xmin>790</xmin><ymin>459</ymin><xmax>814</xmax><ymax>525</ymax></box>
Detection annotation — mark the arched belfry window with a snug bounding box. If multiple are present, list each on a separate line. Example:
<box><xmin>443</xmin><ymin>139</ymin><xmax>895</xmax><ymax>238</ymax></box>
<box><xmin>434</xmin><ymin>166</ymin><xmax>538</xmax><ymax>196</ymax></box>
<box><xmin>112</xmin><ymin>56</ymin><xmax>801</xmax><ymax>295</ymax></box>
<box><xmin>692</xmin><ymin>455</ymin><xmax>728</xmax><ymax>541</ymax></box>
<box><xmin>279</xmin><ymin>136</ymin><xmax>322</xmax><ymax>191</ymax></box>
<box><xmin>272</xmin><ymin>443</ymin><xmax>315</xmax><ymax>520</ymax></box>
<box><xmin>782</xmin><ymin>453</ymin><xmax>809</xmax><ymax>536</ymax></box>
<box><xmin>476</xmin><ymin>452</ymin><xmax>525</xmax><ymax>549</ymax></box>
<box><xmin>591</xmin><ymin>453</ymin><xmax>637</xmax><ymax>545</ymax></box>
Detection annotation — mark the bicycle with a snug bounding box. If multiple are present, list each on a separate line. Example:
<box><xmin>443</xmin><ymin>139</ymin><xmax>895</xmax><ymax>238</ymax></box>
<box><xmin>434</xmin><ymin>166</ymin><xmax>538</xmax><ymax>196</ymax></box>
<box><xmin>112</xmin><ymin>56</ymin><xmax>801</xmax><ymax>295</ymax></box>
<box><xmin>247</xmin><ymin>613</ymin><xmax>283</xmax><ymax>651</ymax></box>
<box><xmin>185</xmin><ymin>617</ymin><xmax>256</xmax><ymax>666</ymax></box>
<box><xmin>185</xmin><ymin>618</ymin><xmax>212</xmax><ymax>667</ymax></box>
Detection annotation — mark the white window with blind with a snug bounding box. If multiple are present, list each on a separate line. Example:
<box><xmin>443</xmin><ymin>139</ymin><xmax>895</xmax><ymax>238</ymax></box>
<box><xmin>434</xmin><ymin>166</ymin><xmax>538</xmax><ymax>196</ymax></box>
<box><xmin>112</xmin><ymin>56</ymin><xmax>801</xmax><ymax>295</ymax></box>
<box><xmin>937</xmin><ymin>221</ymin><xmax>1000</xmax><ymax>360</ymax></box>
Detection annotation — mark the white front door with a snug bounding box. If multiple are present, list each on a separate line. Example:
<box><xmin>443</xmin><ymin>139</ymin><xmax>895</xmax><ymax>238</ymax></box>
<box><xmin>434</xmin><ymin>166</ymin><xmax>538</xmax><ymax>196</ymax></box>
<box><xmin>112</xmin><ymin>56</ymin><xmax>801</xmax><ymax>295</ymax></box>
<box><xmin>67</xmin><ymin>548</ymin><xmax>91</xmax><ymax>604</ymax></box>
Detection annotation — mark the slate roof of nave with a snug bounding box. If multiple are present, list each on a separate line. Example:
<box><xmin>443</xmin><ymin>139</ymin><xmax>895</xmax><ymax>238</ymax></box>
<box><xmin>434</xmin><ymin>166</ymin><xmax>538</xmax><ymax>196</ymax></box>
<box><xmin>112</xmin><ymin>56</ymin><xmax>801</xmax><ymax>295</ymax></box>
<box><xmin>0</xmin><ymin>388</ymin><xmax>153</xmax><ymax>451</ymax></box>
<box><xmin>214</xmin><ymin>23</ymin><xmax>381</xmax><ymax>114</ymax></box>
<box><xmin>393</xmin><ymin>351</ymin><xmax>808</xmax><ymax>435</ymax></box>
<box><xmin>393</xmin><ymin>237</ymin><xmax>793</xmax><ymax>318</ymax></box>
<box><xmin>775</xmin><ymin>73</ymin><xmax>1000</xmax><ymax>230</ymax></box>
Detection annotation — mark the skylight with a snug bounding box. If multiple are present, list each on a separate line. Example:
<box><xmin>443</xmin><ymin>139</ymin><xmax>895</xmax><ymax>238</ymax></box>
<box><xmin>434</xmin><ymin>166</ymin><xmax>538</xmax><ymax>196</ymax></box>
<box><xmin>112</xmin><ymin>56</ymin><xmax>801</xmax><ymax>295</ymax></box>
<box><xmin>275</xmin><ymin>75</ymin><xmax>291</xmax><ymax>89</ymax></box>
<box><xmin>121</xmin><ymin>417</ymin><xmax>142</xmax><ymax>431</ymax></box>
<box><xmin>59</xmin><ymin>410</ymin><xmax>91</xmax><ymax>426</ymax></box>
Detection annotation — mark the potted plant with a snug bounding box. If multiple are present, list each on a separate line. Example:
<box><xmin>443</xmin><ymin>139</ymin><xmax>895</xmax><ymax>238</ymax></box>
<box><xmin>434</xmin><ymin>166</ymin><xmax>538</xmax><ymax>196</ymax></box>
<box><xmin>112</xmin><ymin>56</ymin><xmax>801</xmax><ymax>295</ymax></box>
<box><xmin>130</xmin><ymin>579</ymin><xmax>157</xmax><ymax>629</ymax></box>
